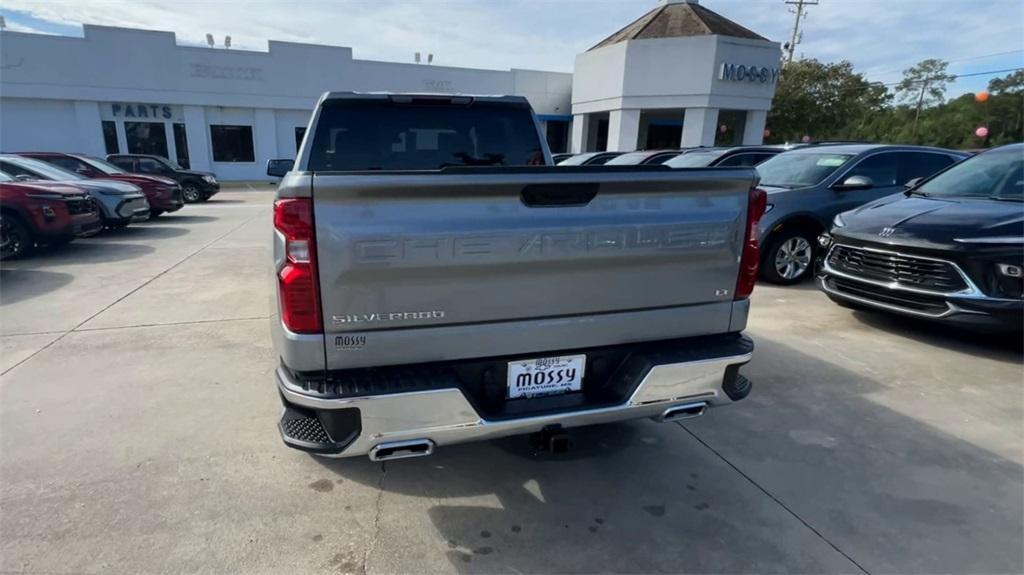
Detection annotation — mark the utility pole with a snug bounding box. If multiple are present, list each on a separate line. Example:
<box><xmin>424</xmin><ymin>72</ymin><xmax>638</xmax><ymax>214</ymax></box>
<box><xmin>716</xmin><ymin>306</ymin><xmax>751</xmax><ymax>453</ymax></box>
<box><xmin>783</xmin><ymin>0</ymin><xmax>818</xmax><ymax>66</ymax></box>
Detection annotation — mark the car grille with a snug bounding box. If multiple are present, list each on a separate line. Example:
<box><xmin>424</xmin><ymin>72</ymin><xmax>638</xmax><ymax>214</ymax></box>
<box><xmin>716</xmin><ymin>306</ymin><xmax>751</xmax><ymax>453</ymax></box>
<box><xmin>65</xmin><ymin>197</ymin><xmax>95</xmax><ymax>215</ymax></box>
<box><xmin>825</xmin><ymin>277</ymin><xmax>951</xmax><ymax>316</ymax></box>
<box><xmin>827</xmin><ymin>245</ymin><xmax>967</xmax><ymax>293</ymax></box>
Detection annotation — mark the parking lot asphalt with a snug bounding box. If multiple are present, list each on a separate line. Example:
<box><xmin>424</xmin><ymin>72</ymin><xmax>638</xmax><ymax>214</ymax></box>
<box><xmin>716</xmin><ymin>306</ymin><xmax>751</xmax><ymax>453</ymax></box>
<box><xmin>2</xmin><ymin>189</ymin><xmax>1022</xmax><ymax>574</ymax></box>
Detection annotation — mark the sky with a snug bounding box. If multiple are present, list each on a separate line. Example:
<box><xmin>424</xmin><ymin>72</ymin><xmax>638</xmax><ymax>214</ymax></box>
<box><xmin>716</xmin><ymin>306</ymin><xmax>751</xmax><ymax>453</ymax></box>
<box><xmin>1</xmin><ymin>0</ymin><xmax>1022</xmax><ymax>98</ymax></box>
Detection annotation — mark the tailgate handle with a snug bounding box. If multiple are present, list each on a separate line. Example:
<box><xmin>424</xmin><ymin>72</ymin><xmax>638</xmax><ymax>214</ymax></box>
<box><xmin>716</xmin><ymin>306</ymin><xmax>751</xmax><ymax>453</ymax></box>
<box><xmin>520</xmin><ymin>183</ymin><xmax>598</xmax><ymax>207</ymax></box>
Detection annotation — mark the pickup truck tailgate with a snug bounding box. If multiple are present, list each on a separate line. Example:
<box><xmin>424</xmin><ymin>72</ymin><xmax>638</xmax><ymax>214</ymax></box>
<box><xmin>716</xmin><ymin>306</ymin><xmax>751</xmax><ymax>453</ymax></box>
<box><xmin>313</xmin><ymin>168</ymin><xmax>756</xmax><ymax>368</ymax></box>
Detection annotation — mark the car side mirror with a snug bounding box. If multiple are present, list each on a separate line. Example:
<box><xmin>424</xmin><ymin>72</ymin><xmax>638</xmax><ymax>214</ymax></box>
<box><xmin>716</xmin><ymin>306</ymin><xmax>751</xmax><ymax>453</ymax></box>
<box><xmin>904</xmin><ymin>177</ymin><xmax>924</xmax><ymax>190</ymax></box>
<box><xmin>833</xmin><ymin>175</ymin><xmax>874</xmax><ymax>191</ymax></box>
<box><xmin>267</xmin><ymin>159</ymin><xmax>294</xmax><ymax>178</ymax></box>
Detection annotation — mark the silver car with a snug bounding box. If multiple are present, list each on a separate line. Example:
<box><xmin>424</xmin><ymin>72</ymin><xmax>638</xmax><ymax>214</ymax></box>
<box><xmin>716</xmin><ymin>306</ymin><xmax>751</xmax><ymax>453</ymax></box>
<box><xmin>0</xmin><ymin>155</ymin><xmax>150</xmax><ymax>228</ymax></box>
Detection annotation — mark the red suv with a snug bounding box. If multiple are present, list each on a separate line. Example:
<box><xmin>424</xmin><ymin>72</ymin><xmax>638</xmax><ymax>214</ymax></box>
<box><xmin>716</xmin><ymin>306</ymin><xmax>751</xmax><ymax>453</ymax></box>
<box><xmin>0</xmin><ymin>173</ymin><xmax>102</xmax><ymax>259</ymax></box>
<box><xmin>18</xmin><ymin>153</ymin><xmax>185</xmax><ymax>217</ymax></box>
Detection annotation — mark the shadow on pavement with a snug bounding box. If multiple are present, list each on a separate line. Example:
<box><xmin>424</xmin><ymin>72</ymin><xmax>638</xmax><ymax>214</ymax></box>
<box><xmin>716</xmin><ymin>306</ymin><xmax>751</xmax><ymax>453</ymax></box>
<box><xmin>848</xmin><ymin>309</ymin><xmax>1023</xmax><ymax>363</ymax></box>
<box><xmin>145</xmin><ymin>215</ymin><xmax>219</xmax><ymax>224</ymax></box>
<box><xmin>100</xmin><ymin>225</ymin><xmax>190</xmax><ymax>240</ymax></box>
<box><xmin>0</xmin><ymin>269</ymin><xmax>73</xmax><ymax>305</ymax></box>
<box><xmin>312</xmin><ymin>337</ymin><xmax>1023</xmax><ymax>574</ymax></box>
<box><xmin>3</xmin><ymin>241</ymin><xmax>155</xmax><ymax>265</ymax></box>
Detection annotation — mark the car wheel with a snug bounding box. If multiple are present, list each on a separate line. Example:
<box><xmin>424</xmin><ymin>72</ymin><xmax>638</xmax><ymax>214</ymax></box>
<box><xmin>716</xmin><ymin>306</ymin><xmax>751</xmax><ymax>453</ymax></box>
<box><xmin>762</xmin><ymin>230</ymin><xmax>815</xmax><ymax>285</ymax></box>
<box><xmin>182</xmin><ymin>183</ymin><xmax>202</xmax><ymax>203</ymax></box>
<box><xmin>0</xmin><ymin>213</ymin><xmax>33</xmax><ymax>260</ymax></box>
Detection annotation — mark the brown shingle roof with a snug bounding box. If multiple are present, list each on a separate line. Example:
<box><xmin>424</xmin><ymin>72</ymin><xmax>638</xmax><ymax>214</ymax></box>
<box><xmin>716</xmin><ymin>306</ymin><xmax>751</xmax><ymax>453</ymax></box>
<box><xmin>589</xmin><ymin>1</ymin><xmax>767</xmax><ymax>51</ymax></box>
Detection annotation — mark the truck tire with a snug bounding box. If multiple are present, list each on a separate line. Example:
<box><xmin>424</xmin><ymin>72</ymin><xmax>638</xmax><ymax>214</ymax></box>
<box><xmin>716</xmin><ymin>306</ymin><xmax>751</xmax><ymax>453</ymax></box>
<box><xmin>761</xmin><ymin>229</ymin><xmax>815</xmax><ymax>285</ymax></box>
<box><xmin>0</xmin><ymin>213</ymin><xmax>33</xmax><ymax>260</ymax></box>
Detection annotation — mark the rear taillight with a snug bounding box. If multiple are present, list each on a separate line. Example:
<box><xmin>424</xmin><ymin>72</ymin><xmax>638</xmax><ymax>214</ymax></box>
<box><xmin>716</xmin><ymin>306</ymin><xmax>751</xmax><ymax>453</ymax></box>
<box><xmin>735</xmin><ymin>187</ymin><xmax>768</xmax><ymax>300</ymax></box>
<box><xmin>274</xmin><ymin>198</ymin><xmax>322</xmax><ymax>333</ymax></box>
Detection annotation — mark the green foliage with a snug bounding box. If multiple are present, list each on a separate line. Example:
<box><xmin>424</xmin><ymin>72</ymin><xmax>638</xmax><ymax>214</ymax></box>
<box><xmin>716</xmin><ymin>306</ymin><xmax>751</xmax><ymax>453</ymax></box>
<box><xmin>766</xmin><ymin>59</ymin><xmax>1023</xmax><ymax>149</ymax></box>
<box><xmin>766</xmin><ymin>59</ymin><xmax>889</xmax><ymax>144</ymax></box>
<box><xmin>894</xmin><ymin>58</ymin><xmax>956</xmax><ymax>107</ymax></box>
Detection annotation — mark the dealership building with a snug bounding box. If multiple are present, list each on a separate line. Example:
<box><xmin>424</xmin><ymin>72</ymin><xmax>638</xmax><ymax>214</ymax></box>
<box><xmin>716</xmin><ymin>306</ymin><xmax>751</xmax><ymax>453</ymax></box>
<box><xmin>0</xmin><ymin>0</ymin><xmax>780</xmax><ymax>180</ymax></box>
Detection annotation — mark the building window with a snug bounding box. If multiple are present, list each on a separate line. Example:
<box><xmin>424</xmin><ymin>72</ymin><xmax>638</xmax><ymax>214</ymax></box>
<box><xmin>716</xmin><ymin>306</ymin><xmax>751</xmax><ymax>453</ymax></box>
<box><xmin>173</xmin><ymin>123</ymin><xmax>190</xmax><ymax>169</ymax></box>
<box><xmin>295</xmin><ymin>127</ymin><xmax>307</xmax><ymax>153</ymax></box>
<box><xmin>102</xmin><ymin>121</ymin><xmax>119</xmax><ymax>154</ymax></box>
<box><xmin>595</xmin><ymin>118</ymin><xmax>609</xmax><ymax>152</ymax></box>
<box><xmin>545</xmin><ymin>121</ymin><xmax>569</xmax><ymax>154</ymax></box>
<box><xmin>715</xmin><ymin>110</ymin><xmax>747</xmax><ymax>147</ymax></box>
<box><xmin>210</xmin><ymin>125</ymin><xmax>255</xmax><ymax>162</ymax></box>
<box><xmin>125</xmin><ymin>122</ymin><xmax>168</xmax><ymax>157</ymax></box>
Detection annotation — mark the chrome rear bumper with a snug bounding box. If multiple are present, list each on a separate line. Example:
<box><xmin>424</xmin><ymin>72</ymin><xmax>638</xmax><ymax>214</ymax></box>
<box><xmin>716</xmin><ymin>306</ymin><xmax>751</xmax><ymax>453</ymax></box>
<box><xmin>276</xmin><ymin>349</ymin><xmax>752</xmax><ymax>458</ymax></box>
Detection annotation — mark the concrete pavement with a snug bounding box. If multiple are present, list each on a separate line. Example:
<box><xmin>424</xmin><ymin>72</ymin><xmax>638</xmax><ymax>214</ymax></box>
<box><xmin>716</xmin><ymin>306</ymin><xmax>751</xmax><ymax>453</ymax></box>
<box><xmin>1</xmin><ymin>191</ymin><xmax>1021</xmax><ymax>574</ymax></box>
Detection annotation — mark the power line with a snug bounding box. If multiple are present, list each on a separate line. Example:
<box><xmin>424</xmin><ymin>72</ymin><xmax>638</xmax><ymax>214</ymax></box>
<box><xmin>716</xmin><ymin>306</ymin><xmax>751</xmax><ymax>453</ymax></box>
<box><xmin>872</xmin><ymin>49</ymin><xmax>1024</xmax><ymax>79</ymax></box>
<box><xmin>883</xmin><ymin>66</ymin><xmax>1024</xmax><ymax>88</ymax></box>
<box><xmin>783</xmin><ymin>66</ymin><xmax>1024</xmax><ymax>99</ymax></box>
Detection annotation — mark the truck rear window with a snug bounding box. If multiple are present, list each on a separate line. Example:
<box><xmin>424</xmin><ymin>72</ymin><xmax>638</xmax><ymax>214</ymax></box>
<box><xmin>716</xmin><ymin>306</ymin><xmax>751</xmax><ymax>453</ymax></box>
<box><xmin>307</xmin><ymin>100</ymin><xmax>545</xmax><ymax>171</ymax></box>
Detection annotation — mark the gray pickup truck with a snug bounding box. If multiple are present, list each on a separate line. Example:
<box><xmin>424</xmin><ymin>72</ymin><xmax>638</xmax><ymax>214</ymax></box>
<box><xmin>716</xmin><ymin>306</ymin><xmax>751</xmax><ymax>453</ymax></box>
<box><xmin>267</xmin><ymin>92</ymin><xmax>766</xmax><ymax>461</ymax></box>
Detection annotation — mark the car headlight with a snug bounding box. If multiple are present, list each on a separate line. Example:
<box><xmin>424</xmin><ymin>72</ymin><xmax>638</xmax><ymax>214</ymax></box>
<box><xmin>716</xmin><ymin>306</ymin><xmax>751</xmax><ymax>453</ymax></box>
<box><xmin>202</xmin><ymin>175</ymin><xmax>217</xmax><ymax>184</ymax></box>
<box><xmin>764</xmin><ymin>203</ymin><xmax>774</xmax><ymax>214</ymax></box>
<box><xmin>832</xmin><ymin>213</ymin><xmax>846</xmax><ymax>228</ymax></box>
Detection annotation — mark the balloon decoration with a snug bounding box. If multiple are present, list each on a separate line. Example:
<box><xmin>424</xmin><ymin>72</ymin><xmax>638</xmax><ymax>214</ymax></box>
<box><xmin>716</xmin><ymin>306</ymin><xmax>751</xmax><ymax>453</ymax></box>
<box><xmin>975</xmin><ymin>126</ymin><xmax>989</xmax><ymax>138</ymax></box>
<box><xmin>801</xmin><ymin>135</ymin><xmax>811</xmax><ymax>143</ymax></box>
<box><xmin>975</xmin><ymin>91</ymin><xmax>990</xmax><ymax>103</ymax></box>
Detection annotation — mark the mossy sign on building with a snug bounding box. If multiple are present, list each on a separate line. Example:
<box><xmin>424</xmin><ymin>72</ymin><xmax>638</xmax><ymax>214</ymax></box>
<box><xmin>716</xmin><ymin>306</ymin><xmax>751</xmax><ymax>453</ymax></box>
<box><xmin>719</xmin><ymin>63</ymin><xmax>780</xmax><ymax>84</ymax></box>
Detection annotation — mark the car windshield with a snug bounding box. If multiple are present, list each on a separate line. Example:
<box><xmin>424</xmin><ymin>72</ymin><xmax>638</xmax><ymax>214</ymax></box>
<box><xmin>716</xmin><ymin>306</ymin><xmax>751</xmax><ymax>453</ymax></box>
<box><xmin>1</xmin><ymin>156</ymin><xmax>86</xmax><ymax>181</ymax></box>
<box><xmin>80</xmin><ymin>156</ymin><xmax>128</xmax><ymax>174</ymax></box>
<box><xmin>916</xmin><ymin>145</ymin><xmax>1023</xmax><ymax>201</ymax></box>
<box><xmin>605</xmin><ymin>152</ymin><xmax>657</xmax><ymax>165</ymax></box>
<box><xmin>159</xmin><ymin>157</ymin><xmax>184</xmax><ymax>170</ymax></box>
<box><xmin>557</xmin><ymin>153</ymin><xmax>596</xmax><ymax>166</ymax></box>
<box><xmin>0</xmin><ymin>171</ymin><xmax>13</xmax><ymax>182</ymax></box>
<box><xmin>665</xmin><ymin>150</ymin><xmax>726</xmax><ymax>168</ymax></box>
<box><xmin>755</xmin><ymin>152</ymin><xmax>854</xmax><ymax>188</ymax></box>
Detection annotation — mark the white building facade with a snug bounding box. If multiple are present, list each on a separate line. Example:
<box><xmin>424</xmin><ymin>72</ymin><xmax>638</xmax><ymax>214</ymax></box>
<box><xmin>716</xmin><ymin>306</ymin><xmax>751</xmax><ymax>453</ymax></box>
<box><xmin>0</xmin><ymin>0</ymin><xmax>778</xmax><ymax>180</ymax></box>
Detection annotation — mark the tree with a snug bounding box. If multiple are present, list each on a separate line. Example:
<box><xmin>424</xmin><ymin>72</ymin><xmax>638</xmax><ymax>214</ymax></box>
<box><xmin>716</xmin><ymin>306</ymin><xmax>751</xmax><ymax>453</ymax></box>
<box><xmin>766</xmin><ymin>59</ymin><xmax>890</xmax><ymax>143</ymax></box>
<box><xmin>986</xmin><ymin>70</ymin><xmax>1024</xmax><ymax>144</ymax></box>
<box><xmin>988</xmin><ymin>70</ymin><xmax>1024</xmax><ymax>95</ymax></box>
<box><xmin>895</xmin><ymin>59</ymin><xmax>957</xmax><ymax>141</ymax></box>
<box><xmin>895</xmin><ymin>59</ymin><xmax>957</xmax><ymax>106</ymax></box>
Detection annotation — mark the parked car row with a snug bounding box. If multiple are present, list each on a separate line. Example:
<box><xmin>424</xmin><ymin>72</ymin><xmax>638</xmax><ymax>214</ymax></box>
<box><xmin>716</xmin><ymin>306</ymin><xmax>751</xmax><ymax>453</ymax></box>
<box><xmin>553</xmin><ymin>145</ymin><xmax>793</xmax><ymax>167</ymax></box>
<box><xmin>0</xmin><ymin>152</ymin><xmax>218</xmax><ymax>259</ymax></box>
<box><xmin>558</xmin><ymin>142</ymin><xmax>1021</xmax><ymax>330</ymax></box>
<box><xmin>555</xmin><ymin>143</ymin><xmax>974</xmax><ymax>286</ymax></box>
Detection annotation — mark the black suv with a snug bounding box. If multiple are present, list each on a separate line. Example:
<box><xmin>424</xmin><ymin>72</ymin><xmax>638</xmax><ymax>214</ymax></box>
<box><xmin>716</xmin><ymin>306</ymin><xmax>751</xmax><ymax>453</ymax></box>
<box><xmin>106</xmin><ymin>154</ymin><xmax>219</xmax><ymax>202</ymax></box>
<box><xmin>819</xmin><ymin>143</ymin><xmax>1023</xmax><ymax>331</ymax></box>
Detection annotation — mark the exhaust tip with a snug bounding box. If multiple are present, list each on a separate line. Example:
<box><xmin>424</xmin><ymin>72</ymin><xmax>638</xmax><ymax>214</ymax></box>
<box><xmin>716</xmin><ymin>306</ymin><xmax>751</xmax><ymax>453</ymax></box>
<box><xmin>369</xmin><ymin>439</ymin><xmax>435</xmax><ymax>462</ymax></box>
<box><xmin>658</xmin><ymin>402</ymin><xmax>707</xmax><ymax>422</ymax></box>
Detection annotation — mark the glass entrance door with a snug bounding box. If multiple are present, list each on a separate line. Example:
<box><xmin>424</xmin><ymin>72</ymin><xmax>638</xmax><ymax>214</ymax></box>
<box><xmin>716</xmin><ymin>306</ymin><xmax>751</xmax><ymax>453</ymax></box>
<box><xmin>172</xmin><ymin>123</ymin><xmax>190</xmax><ymax>169</ymax></box>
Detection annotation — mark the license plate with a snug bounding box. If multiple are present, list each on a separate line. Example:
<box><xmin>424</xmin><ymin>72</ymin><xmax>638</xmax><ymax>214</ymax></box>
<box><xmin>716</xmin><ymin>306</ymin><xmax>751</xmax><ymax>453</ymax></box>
<box><xmin>507</xmin><ymin>354</ymin><xmax>585</xmax><ymax>399</ymax></box>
